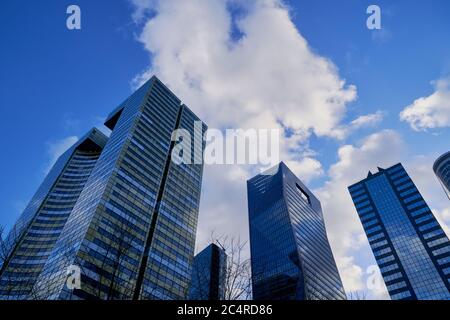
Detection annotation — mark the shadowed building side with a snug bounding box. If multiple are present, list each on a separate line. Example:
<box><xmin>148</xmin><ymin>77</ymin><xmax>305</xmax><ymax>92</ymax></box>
<box><xmin>247</xmin><ymin>162</ymin><xmax>346</xmax><ymax>300</ymax></box>
<box><xmin>188</xmin><ymin>243</ymin><xmax>227</xmax><ymax>300</ymax></box>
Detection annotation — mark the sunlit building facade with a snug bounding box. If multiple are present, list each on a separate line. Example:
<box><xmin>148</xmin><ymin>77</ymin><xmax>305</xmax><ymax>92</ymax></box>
<box><xmin>349</xmin><ymin>163</ymin><xmax>450</xmax><ymax>300</ymax></box>
<box><xmin>0</xmin><ymin>129</ymin><xmax>108</xmax><ymax>299</ymax></box>
<box><xmin>247</xmin><ymin>162</ymin><xmax>346</xmax><ymax>300</ymax></box>
<box><xmin>0</xmin><ymin>76</ymin><xmax>207</xmax><ymax>300</ymax></box>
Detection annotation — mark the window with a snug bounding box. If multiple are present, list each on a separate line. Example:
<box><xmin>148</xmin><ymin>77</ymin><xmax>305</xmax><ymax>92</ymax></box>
<box><xmin>296</xmin><ymin>183</ymin><xmax>310</xmax><ymax>205</ymax></box>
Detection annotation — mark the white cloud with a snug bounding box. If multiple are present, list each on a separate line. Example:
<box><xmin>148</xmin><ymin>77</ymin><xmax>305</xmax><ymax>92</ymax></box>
<box><xmin>130</xmin><ymin>0</ymin><xmax>156</xmax><ymax>23</ymax></box>
<box><xmin>336</xmin><ymin>256</ymin><xmax>364</xmax><ymax>293</ymax></box>
<box><xmin>405</xmin><ymin>154</ymin><xmax>450</xmax><ymax>237</ymax></box>
<box><xmin>316</xmin><ymin>130</ymin><xmax>405</xmax><ymax>298</ymax></box>
<box><xmin>44</xmin><ymin>136</ymin><xmax>78</xmax><ymax>174</ymax></box>
<box><xmin>128</xmin><ymin>0</ymin><xmax>400</xmax><ymax>298</ymax></box>
<box><xmin>194</xmin><ymin>163</ymin><xmax>252</xmax><ymax>252</ymax></box>
<box><xmin>400</xmin><ymin>77</ymin><xmax>450</xmax><ymax>131</ymax></box>
<box><xmin>130</xmin><ymin>0</ymin><xmax>358</xmax><ymax>244</ymax></box>
<box><xmin>330</xmin><ymin>111</ymin><xmax>384</xmax><ymax>139</ymax></box>
<box><xmin>132</xmin><ymin>0</ymin><xmax>357</xmax><ymax>140</ymax></box>
<box><xmin>439</xmin><ymin>208</ymin><xmax>450</xmax><ymax>221</ymax></box>
<box><xmin>128</xmin><ymin>1</ymin><xmax>450</xmax><ymax>299</ymax></box>
<box><xmin>316</xmin><ymin>132</ymin><xmax>450</xmax><ymax>299</ymax></box>
<box><xmin>285</xmin><ymin>158</ymin><xmax>324</xmax><ymax>183</ymax></box>
<box><xmin>350</xmin><ymin>111</ymin><xmax>384</xmax><ymax>130</ymax></box>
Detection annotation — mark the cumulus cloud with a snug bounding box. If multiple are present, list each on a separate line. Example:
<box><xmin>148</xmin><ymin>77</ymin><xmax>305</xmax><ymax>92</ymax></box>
<box><xmin>336</xmin><ymin>256</ymin><xmax>364</xmax><ymax>293</ymax></box>
<box><xmin>316</xmin><ymin>132</ymin><xmax>450</xmax><ymax>299</ymax></box>
<box><xmin>350</xmin><ymin>111</ymin><xmax>384</xmax><ymax>130</ymax></box>
<box><xmin>439</xmin><ymin>208</ymin><xmax>450</xmax><ymax>221</ymax></box>
<box><xmin>315</xmin><ymin>130</ymin><xmax>405</xmax><ymax>298</ymax></box>
<box><xmin>130</xmin><ymin>0</ymin><xmax>359</xmax><ymax>242</ymax></box>
<box><xmin>130</xmin><ymin>0</ymin><xmax>156</xmax><ymax>23</ymax></box>
<box><xmin>132</xmin><ymin>0</ymin><xmax>357</xmax><ymax>139</ymax></box>
<box><xmin>400</xmin><ymin>77</ymin><xmax>450</xmax><ymax>131</ymax></box>
<box><xmin>129</xmin><ymin>0</ymin><xmax>399</xmax><ymax>297</ymax></box>
<box><xmin>44</xmin><ymin>136</ymin><xmax>78</xmax><ymax>174</ymax></box>
<box><xmin>285</xmin><ymin>158</ymin><xmax>324</xmax><ymax>183</ymax></box>
<box><xmin>405</xmin><ymin>155</ymin><xmax>450</xmax><ymax>237</ymax></box>
<box><xmin>128</xmin><ymin>1</ymin><xmax>450</xmax><ymax>299</ymax></box>
<box><xmin>331</xmin><ymin>111</ymin><xmax>384</xmax><ymax>139</ymax></box>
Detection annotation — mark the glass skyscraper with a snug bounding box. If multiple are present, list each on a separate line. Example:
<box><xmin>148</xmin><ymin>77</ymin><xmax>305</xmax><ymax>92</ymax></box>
<box><xmin>188</xmin><ymin>243</ymin><xmax>227</xmax><ymax>300</ymax></box>
<box><xmin>247</xmin><ymin>162</ymin><xmax>346</xmax><ymax>300</ymax></box>
<box><xmin>349</xmin><ymin>163</ymin><xmax>450</xmax><ymax>300</ymax></box>
<box><xmin>0</xmin><ymin>128</ymin><xmax>108</xmax><ymax>299</ymax></box>
<box><xmin>433</xmin><ymin>151</ymin><xmax>450</xmax><ymax>200</ymax></box>
<box><xmin>0</xmin><ymin>76</ymin><xmax>207</xmax><ymax>300</ymax></box>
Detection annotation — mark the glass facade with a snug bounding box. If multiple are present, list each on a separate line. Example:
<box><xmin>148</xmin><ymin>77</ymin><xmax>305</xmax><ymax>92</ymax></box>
<box><xmin>188</xmin><ymin>243</ymin><xmax>227</xmax><ymax>300</ymax></box>
<box><xmin>349</xmin><ymin>163</ymin><xmax>450</xmax><ymax>300</ymax></box>
<box><xmin>247</xmin><ymin>162</ymin><xmax>346</xmax><ymax>300</ymax></box>
<box><xmin>0</xmin><ymin>128</ymin><xmax>108</xmax><ymax>299</ymax></box>
<box><xmin>433</xmin><ymin>151</ymin><xmax>450</xmax><ymax>200</ymax></box>
<box><xmin>1</xmin><ymin>76</ymin><xmax>206</xmax><ymax>300</ymax></box>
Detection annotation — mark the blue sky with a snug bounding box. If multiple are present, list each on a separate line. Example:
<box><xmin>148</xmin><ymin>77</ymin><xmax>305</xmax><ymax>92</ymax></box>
<box><xmin>294</xmin><ymin>0</ymin><xmax>450</xmax><ymax>175</ymax></box>
<box><xmin>0</xmin><ymin>0</ymin><xmax>144</xmax><ymax>228</ymax></box>
<box><xmin>1</xmin><ymin>0</ymin><xmax>450</xmax><ymax>298</ymax></box>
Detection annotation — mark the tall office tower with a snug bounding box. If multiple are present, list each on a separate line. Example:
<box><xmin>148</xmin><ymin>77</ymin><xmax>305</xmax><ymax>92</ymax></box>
<box><xmin>433</xmin><ymin>151</ymin><xmax>450</xmax><ymax>200</ymax></box>
<box><xmin>0</xmin><ymin>129</ymin><xmax>108</xmax><ymax>299</ymax></box>
<box><xmin>1</xmin><ymin>76</ymin><xmax>207</xmax><ymax>300</ymax></box>
<box><xmin>188</xmin><ymin>243</ymin><xmax>227</xmax><ymax>300</ymax></box>
<box><xmin>247</xmin><ymin>162</ymin><xmax>346</xmax><ymax>300</ymax></box>
<box><xmin>349</xmin><ymin>163</ymin><xmax>450</xmax><ymax>300</ymax></box>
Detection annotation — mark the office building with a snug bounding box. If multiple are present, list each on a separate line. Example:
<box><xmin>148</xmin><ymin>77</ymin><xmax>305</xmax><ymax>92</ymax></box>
<box><xmin>247</xmin><ymin>162</ymin><xmax>346</xmax><ymax>300</ymax></box>
<box><xmin>0</xmin><ymin>129</ymin><xmax>107</xmax><ymax>299</ymax></box>
<box><xmin>349</xmin><ymin>163</ymin><xmax>450</xmax><ymax>300</ymax></box>
<box><xmin>0</xmin><ymin>76</ymin><xmax>207</xmax><ymax>300</ymax></box>
<box><xmin>188</xmin><ymin>243</ymin><xmax>227</xmax><ymax>300</ymax></box>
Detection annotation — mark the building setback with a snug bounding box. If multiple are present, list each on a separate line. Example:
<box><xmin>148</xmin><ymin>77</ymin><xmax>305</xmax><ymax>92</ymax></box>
<box><xmin>0</xmin><ymin>76</ymin><xmax>207</xmax><ymax>300</ymax></box>
<box><xmin>247</xmin><ymin>162</ymin><xmax>346</xmax><ymax>300</ymax></box>
<box><xmin>349</xmin><ymin>163</ymin><xmax>450</xmax><ymax>300</ymax></box>
<box><xmin>188</xmin><ymin>243</ymin><xmax>227</xmax><ymax>300</ymax></box>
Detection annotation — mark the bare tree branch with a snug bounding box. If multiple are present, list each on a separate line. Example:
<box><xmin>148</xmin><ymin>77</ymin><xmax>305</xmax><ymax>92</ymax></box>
<box><xmin>209</xmin><ymin>232</ymin><xmax>252</xmax><ymax>300</ymax></box>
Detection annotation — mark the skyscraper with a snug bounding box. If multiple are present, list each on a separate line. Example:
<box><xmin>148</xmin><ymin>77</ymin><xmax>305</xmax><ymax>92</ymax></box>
<box><xmin>247</xmin><ymin>162</ymin><xmax>346</xmax><ymax>300</ymax></box>
<box><xmin>349</xmin><ymin>163</ymin><xmax>450</xmax><ymax>300</ymax></box>
<box><xmin>0</xmin><ymin>76</ymin><xmax>207</xmax><ymax>300</ymax></box>
<box><xmin>188</xmin><ymin>243</ymin><xmax>227</xmax><ymax>300</ymax></box>
<box><xmin>433</xmin><ymin>151</ymin><xmax>450</xmax><ymax>200</ymax></box>
<box><xmin>0</xmin><ymin>128</ymin><xmax>108</xmax><ymax>299</ymax></box>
